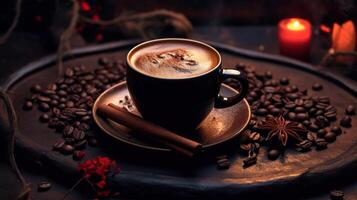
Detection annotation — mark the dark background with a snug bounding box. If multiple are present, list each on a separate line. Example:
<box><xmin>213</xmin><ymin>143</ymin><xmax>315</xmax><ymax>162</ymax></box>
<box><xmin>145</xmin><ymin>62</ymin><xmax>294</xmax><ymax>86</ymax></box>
<box><xmin>1</xmin><ymin>0</ymin><xmax>356</xmax><ymax>43</ymax></box>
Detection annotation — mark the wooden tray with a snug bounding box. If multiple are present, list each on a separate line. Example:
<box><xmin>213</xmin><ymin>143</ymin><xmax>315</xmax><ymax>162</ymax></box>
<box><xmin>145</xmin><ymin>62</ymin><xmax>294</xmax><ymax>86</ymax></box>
<box><xmin>1</xmin><ymin>40</ymin><xmax>357</xmax><ymax>199</ymax></box>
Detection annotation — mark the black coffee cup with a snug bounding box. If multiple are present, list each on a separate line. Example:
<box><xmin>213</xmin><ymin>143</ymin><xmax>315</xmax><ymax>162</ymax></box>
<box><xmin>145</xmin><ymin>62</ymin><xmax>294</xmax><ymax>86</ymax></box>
<box><xmin>126</xmin><ymin>38</ymin><xmax>248</xmax><ymax>131</ymax></box>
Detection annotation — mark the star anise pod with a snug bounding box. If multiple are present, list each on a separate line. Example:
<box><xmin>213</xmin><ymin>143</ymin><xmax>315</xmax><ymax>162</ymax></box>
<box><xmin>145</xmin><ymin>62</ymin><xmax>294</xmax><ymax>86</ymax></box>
<box><xmin>257</xmin><ymin>116</ymin><xmax>308</xmax><ymax>146</ymax></box>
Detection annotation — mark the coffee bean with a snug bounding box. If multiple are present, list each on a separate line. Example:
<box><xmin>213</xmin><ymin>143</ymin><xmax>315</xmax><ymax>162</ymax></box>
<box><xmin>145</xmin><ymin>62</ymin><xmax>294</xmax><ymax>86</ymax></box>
<box><xmin>268</xmin><ymin>149</ymin><xmax>280</xmax><ymax>160</ymax></box>
<box><xmin>50</xmin><ymin>99</ymin><xmax>59</xmax><ymax>106</ymax></box>
<box><xmin>86</xmin><ymin>87</ymin><xmax>97</xmax><ymax>95</ymax></box>
<box><xmin>37</xmin><ymin>181</ymin><xmax>51</xmax><ymax>192</ymax></box>
<box><xmin>296</xmin><ymin>140</ymin><xmax>312</xmax><ymax>152</ymax></box>
<box><xmin>303</xmin><ymin>100</ymin><xmax>314</xmax><ymax>109</ymax></box>
<box><xmin>317</xmin><ymin>129</ymin><xmax>327</xmax><ymax>137</ymax></box>
<box><xmin>296</xmin><ymin>113</ymin><xmax>308</xmax><ymax>121</ymax></box>
<box><xmin>308</xmin><ymin>108</ymin><xmax>317</xmax><ymax>116</ymax></box>
<box><xmin>74</xmin><ymin>140</ymin><xmax>87</xmax><ymax>150</ymax></box>
<box><xmin>264</xmin><ymin>86</ymin><xmax>275</xmax><ymax>93</ymax></box>
<box><xmin>288</xmin><ymin>112</ymin><xmax>297</xmax><ymax>121</ymax></box>
<box><xmin>324</xmin><ymin>105</ymin><xmax>336</xmax><ymax>112</ymax></box>
<box><xmin>316</xmin><ymin>103</ymin><xmax>328</xmax><ymax>110</ymax></box>
<box><xmin>285</xmin><ymin>102</ymin><xmax>296</xmax><ymax>110</ymax></box>
<box><xmin>73</xmin><ymin>129</ymin><xmax>86</xmax><ymax>141</ymax></box>
<box><xmin>324</xmin><ymin>132</ymin><xmax>336</xmax><ymax>143</ymax></box>
<box><xmin>37</xmin><ymin>96</ymin><xmax>51</xmax><ymax>102</ymax></box>
<box><xmin>39</xmin><ymin>113</ymin><xmax>50</xmax><ymax>123</ymax></box>
<box><xmin>262</xmin><ymin>100</ymin><xmax>271</xmax><ymax>107</ymax></box>
<box><xmin>295</xmin><ymin>99</ymin><xmax>304</xmax><ymax>107</ymax></box>
<box><xmin>240</xmin><ymin>143</ymin><xmax>253</xmax><ymax>152</ymax></box>
<box><xmin>331</xmin><ymin>126</ymin><xmax>342</xmax><ymax>135</ymax></box>
<box><xmin>216</xmin><ymin>155</ymin><xmax>230</xmax><ymax>170</ymax></box>
<box><xmin>66</xmin><ymin>101</ymin><xmax>74</xmax><ymax>108</ymax></box>
<box><xmin>43</xmin><ymin>89</ymin><xmax>56</xmax><ymax>96</ymax></box>
<box><xmin>81</xmin><ymin>115</ymin><xmax>91</xmax><ymax>122</ymax></box>
<box><xmin>307</xmin><ymin>132</ymin><xmax>317</xmax><ymax>142</ymax></box>
<box><xmin>57</xmin><ymin>90</ymin><xmax>67</xmax><ymax>96</ymax></box>
<box><xmin>329</xmin><ymin>190</ymin><xmax>344</xmax><ymax>200</ymax></box>
<box><xmin>270</xmin><ymin>108</ymin><xmax>281</xmax><ymax>116</ymax></box>
<box><xmin>53</xmin><ymin>140</ymin><xmax>65</xmax><ymax>150</ymax></box>
<box><xmin>243</xmin><ymin>155</ymin><xmax>257</xmax><ymax>167</ymax></box>
<box><xmin>345</xmin><ymin>105</ymin><xmax>355</xmax><ymax>115</ymax></box>
<box><xmin>31</xmin><ymin>84</ymin><xmax>42</xmax><ymax>93</ymax></box>
<box><xmin>82</xmin><ymin>74</ymin><xmax>95</xmax><ymax>81</ymax></box>
<box><xmin>61</xmin><ymin>144</ymin><xmax>74</xmax><ymax>154</ymax></box>
<box><xmin>63</xmin><ymin>125</ymin><xmax>74</xmax><ymax>137</ymax></box>
<box><xmin>75</xmin><ymin>110</ymin><xmax>88</xmax><ymax>116</ymax></box>
<box><xmin>73</xmin><ymin>121</ymin><xmax>81</xmax><ymax>127</ymax></box>
<box><xmin>80</xmin><ymin>91</ymin><xmax>88</xmax><ymax>98</ymax></box>
<box><xmin>340</xmin><ymin>116</ymin><xmax>352</xmax><ymax>127</ymax></box>
<box><xmin>287</xmin><ymin>93</ymin><xmax>298</xmax><ymax>100</ymax></box>
<box><xmin>59</xmin><ymin>84</ymin><xmax>67</xmax><ymax>89</ymax></box>
<box><xmin>318</xmin><ymin>96</ymin><xmax>330</xmax><ymax>104</ymax></box>
<box><xmin>312</xmin><ymin>83</ymin><xmax>323</xmax><ymax>91</ymax></box>
<box><xmin>272</xmin><ymin>94</ymin><xmax>282</xmax><ymax>102</ymax></box>
<box><xmin>58</xmin><ymin>103</ymin><xmax>66</xmax><ymax>109</ymax></box>
<box><xmin>78</xmin><ymin>123</ymin><xmax>90</xmax><ymax>131</ymax></box>
<box><xmin>302</xmin><ymin>120</ymin><xmax>311</xmax><ymax>127</ymax></box>
<box><xmin>308</xmin><ymin>123</ymin><xmax>319</xmax><ymax>132</ymax></box>
<box><xmin>285</xmin><ymin>86</ymin><xmax>293</xmax><ymax>93</ymax></box>
<box><xmin>255</xmin><ymin>108</ymin><xmax>268</xmax><ymax>116</ymax></box>
<box><xmin>39</xmin><ymin>102</ymin><xmax>50</xmax><ymax>112</ymax></box>
<box><xmin>288</xmin><ymin>85</ymin><xmax>297</xmax><ymax>92</ymax></box>
<box><xmin>47</xmin><ymin>83</ymin><xmax>57</xmax><ymax>91</ymax></box>
<box><xmin>315</xmin><ymin>109</ymin><xmax>324</xmax><ymax>116</ymax></box>
<box><xmin>55</xmin><ymin>121</ymin><xmax>66</xmax><ymax>132</ymax></box>
<box><xmin>64</xmin><ymin>138</ymin><xmax>76</xmax><ymax>144</ymax></box>
<box><xmin>73</xmin><ymin>150</ymin><xmax>86</xmax><ymax>160</ymax></box>
<box><xmin>267</xmin><ymin>104</ymin><xmax>275</xmax><ymax>110</ymax></box>
<box><xmin>248</xmin><ymin>131</ymin><xmax>261</xmax><ymax>141</ymax></box>
<box><xmin>217</xmin><ymin>160</ymin><xmax>230</xmax><ymax>170</ymax></box>
<box><xmin>325</xmin><ymin>111</ymin><xmax>337</xmax><ymax>121</ymax></box>
<box><xmin>266</xmin><ymin>114</ymin><xmax>274</xmax><ymax>119</ymax></box>
<box><xmin>280</xmin><ymin>77</ymin><xmax>289</xmax><ymax>85</ymax></box>
<box><xmin>315</xmin><ymin>138</ymin><xmax>328</xmax><ymax>149</ymax></box>
<box><xmin>316</xmin><ymin>116</ymin><xmax>329</xmax><ymax>127</ymax></box>
<box><xmin>23</xmin><ymin>101</ymin><xmax>33</xmax><ymax>110</ymax></box>
<box><xmin>59</xmin><ymin>97</ymin><xmax>66</xmax><ymax>103</ymax></box>
<box><xmin>65</xmin><ymin>68</ymin><xmax>74</xmax><ymax>77</ymax></box>
<box><xmin>248</xmin><ymin>91</ymin><xmax>258</xmax><ymax>99</ymax></box>
<box><xmin>294</xmin><ymin>106</ymin><xmax>306</xmax><ymax>113</ymax></box>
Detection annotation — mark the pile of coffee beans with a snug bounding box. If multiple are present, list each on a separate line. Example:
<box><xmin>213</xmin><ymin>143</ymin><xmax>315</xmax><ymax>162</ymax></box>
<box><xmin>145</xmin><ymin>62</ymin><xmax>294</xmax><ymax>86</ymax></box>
<box><xmin>224</xmin><ymin>62</ymin><xmax>354</xmax><ymax>164</ymax></box>
<box><xmin>23</xmin><ymin>57</ymin><xmax>126</xmax><ymax>160</ymax></box>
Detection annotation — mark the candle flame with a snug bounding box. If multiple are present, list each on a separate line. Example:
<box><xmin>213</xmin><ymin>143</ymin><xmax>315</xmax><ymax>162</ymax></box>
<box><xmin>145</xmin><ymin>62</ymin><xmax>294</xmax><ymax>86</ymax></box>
<box><xmin>287</xmin><ymin>19</ymin><xmax>305</xmax><ymax>31</ymax></box>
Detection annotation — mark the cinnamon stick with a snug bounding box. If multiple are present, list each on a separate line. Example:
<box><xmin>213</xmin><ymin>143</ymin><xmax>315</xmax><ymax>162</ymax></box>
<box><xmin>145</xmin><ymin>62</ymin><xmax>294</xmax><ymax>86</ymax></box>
<box><xmin>96</xmin><ymin>103</ymin><xmax>203</xmax><ymax>157</ymax></box>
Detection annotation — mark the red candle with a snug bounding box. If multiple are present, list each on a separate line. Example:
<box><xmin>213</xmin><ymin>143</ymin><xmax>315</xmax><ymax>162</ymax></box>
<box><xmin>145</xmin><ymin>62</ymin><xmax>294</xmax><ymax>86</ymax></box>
<box><xmin>278</xmin><ymin>18</ymin><xmax>312</xmax><ymax>61</ymax></box>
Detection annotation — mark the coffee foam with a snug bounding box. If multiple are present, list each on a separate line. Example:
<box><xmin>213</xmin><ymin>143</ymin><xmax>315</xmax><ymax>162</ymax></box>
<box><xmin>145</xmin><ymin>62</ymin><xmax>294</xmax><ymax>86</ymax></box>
<box><xmin>130</xmin><ymin>41</ymin><xmax>219</xmax><ymax>78</ymax></box>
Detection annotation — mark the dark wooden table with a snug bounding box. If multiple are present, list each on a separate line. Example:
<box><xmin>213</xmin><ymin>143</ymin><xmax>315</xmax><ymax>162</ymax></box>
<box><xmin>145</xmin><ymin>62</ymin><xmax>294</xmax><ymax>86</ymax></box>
<box><xmin>0</xmin><ymin>26</ymin><xmax>356</xmax><ymax>200</ymax></box>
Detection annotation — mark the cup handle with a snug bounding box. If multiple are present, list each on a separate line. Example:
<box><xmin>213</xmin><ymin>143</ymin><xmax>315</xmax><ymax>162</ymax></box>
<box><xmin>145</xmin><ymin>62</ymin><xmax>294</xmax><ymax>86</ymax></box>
<box><xmin>214</xmin><ymin>69</ymin><xmax>249</xmax><ymax>108</ymax></box>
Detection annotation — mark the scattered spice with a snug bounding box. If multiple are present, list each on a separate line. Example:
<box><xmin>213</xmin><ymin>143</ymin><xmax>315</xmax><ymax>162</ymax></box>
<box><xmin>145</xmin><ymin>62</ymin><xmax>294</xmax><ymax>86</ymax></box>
<box><xmin>258</xmin><ymin>116</ymin><xmax>308</xmax><ymax>146</ymax></box>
